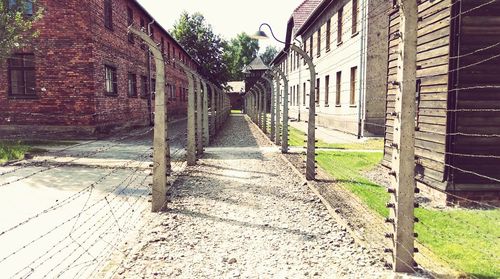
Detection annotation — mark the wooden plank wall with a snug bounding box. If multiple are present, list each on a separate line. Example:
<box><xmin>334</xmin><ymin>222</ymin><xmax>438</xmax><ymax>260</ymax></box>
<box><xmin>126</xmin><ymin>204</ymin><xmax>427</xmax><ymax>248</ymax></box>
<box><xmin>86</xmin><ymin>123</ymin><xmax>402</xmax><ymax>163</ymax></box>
<box><xmin>383</xmin><ymin>0</ymin><xmax>452</xmax><ymax>191</ymax></box>
<box><xmin>449</xmin><ymin>0</ymin><xmax>500</xmax><ymax>188</ymax></box>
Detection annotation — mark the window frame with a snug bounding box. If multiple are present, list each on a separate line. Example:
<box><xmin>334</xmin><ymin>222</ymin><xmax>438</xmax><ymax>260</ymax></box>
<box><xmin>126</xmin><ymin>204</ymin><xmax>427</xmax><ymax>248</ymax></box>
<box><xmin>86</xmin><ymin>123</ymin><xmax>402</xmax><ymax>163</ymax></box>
<box><xmin>336</xmin><ymin>71</ymin><xmax>342</xmax><ymax>106</ymax></box>
<box><xmin>337</xmin><ymin>7</ymin><xmax>343</xmax><ymax>45</ymax></box>
<box><xmin>350</xmin><ymin>66</ymin><xmax>357</xmax><ymax>106</ymax></box>
<box><xmin>127</xmin><ymin>6</ymin><xmax>134</xmax><ymax>44</ymax></box>
<box><xmin>104</xmin><ymin>64</ymin><xmax>118</xmax><ymax>96</ymax></box>
<box><xmin>326</xmin><ymin>19</ymin><xmax>331</xmax><ymax>52</ymax></box>
<box><xmin>352</xmin><ymin>0</ymin><xmax>358</xmax><ymax>36</ymax></box>
<box><xmin>104</xmin><ymin>0</ymin><xmax>113</xmax><ymax>30</ymax></box>
<box><xmin>317</xmin><ymin>27</ymin><xmax>321</xmax><ymax>58</ymax></box>
<box><xmin>325</xmin><ymin>75</ymin><xmax>330</xmax><ymax>106</ymax></box>
<box><xmin>315</xmin><ymin>78</ymin><xmax>320</xmax><ymax>105</ymax></box>
<box><xmin>127</xmin><ymin>72</ymin><xmax>137</xmax><ymax>97</ymax></box>
<box><xmin>8</xmin><ymin>0</ymin><xmax>34</xmax><ymax>16</ymax></box>
<box><xmin>7</xmin><ymin>53</ymin><xmax>36</xmax><ymax>98</ymax></box>
<box><xmin>309</xmin><ymin>36</ymin><xmax>314</xmax><ymax>60</ymax></box>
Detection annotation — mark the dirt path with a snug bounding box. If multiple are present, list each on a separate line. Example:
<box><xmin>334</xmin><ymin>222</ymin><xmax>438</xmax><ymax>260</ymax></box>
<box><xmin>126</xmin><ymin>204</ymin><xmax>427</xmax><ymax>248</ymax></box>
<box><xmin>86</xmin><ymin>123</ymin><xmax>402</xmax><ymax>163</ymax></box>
<box><xmin>109</xmin><ymin>115</ymin><xmax>392</xmax><ymax>278</ymax></box>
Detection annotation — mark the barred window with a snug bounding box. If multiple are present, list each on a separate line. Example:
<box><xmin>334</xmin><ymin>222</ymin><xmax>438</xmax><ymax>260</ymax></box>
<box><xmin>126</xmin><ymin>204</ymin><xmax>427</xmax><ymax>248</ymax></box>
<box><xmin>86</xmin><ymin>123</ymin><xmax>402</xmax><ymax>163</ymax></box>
<box><xmin>8</xmin><ymin>53</ymin><xmax>36</xmax><ymax>96</ymax></box>
<box><xmin>104</xmin><ymin>65</ymin><xmax>117</xmax><ymax>95</ymax></box>
<box><xmin>128</xmin><ymin>73</ymin><xmax>137</xmax><ymax>97</ymax></box>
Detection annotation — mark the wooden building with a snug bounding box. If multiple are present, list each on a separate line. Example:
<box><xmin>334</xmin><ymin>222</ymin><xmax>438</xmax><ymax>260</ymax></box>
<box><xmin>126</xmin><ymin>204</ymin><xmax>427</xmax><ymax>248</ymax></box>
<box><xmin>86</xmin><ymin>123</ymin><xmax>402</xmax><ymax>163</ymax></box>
<box><xmin>383</xmin><ymin>0</ymin><xmax>500</xmax><ymax>204</ymax></box>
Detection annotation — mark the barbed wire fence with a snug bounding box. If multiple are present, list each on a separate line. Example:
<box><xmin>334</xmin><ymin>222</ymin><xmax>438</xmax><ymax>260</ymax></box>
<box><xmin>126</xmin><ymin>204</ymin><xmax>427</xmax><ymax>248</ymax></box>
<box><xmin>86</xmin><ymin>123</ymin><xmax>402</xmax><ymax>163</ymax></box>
<box><xmin>250</xmin><ymin>0</ymin><xmax>500</xmax><ymax>277</ymax></box>
<box><xmin>0</xmin><ymin>9</ymin><xmax>233</xmax><ymax>277</ymax></box>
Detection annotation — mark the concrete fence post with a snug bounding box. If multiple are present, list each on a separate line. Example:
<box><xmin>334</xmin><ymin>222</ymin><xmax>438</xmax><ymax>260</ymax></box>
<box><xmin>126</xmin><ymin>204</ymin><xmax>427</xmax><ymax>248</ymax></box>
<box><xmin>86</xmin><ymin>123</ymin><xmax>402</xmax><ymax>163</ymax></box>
<box><xmin>263</xmin><ymin>76</ymin><xmax>275</xmax><ymax>141</ymax></box>
<box><xmin>196</xmin><ymin>76</ymin><xmax>203</xmax><ymax>155</ymax></box>
<box><xmin>290</xmin><ymin>44</ymin><xmax>316</xmax><ymax>180</ymax></box>
<box><xmin>273</xmin><ymin>67</ymin><xmax>289</xmax><ymax>154</ymax></box>
<box><xmin>202</xmin><ymin>80</ymin><xmax>210</xmax><ymax>146</ymax></box>
<box><xmin>128</xmin><ymin>26</ymin><xmax>168</xmax><ymax>212</ymax></box>
<box><xmin>388</xmin><ymin>0</ymin><xmax>418</xmax><ymax>272</ymax></box>
<box><xmin>273</xmin><ymin>72</ymin><xmax>281</xmax><ymax>146</ymax></box>
<box><xmin>210</xmin><ymin>83</ymin><xmax>216</xmax><ymax>138</ymax></box>
<box><xmin>177</xmin><ymin>62</ymin><xmax>196</xmax><ymax>166</ymax></box>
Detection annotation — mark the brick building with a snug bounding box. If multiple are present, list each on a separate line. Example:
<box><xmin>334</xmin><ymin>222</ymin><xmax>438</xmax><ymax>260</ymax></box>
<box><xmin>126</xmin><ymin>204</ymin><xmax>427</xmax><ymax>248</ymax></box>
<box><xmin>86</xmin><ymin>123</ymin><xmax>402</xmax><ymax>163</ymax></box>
<box><xmin>0</xmin><ymin>0</ymin><xmax>200</xmax><ymax>137</ymax></box>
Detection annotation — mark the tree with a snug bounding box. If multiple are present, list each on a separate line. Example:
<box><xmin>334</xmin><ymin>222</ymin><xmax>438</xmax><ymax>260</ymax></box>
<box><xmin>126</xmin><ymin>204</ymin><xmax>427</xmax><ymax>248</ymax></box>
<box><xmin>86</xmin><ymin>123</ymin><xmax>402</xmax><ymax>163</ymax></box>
<box><xmin>225</xmin><ymin>33</ymin><xmax>259</xmax><ymax>81</ymax></box>
<box><xmin>171</xmin><ymin>12</ymin><xmax>229</xmax><ymax>86</ymax></box>
<box><xmin>0</xmin><ymin>0</ymin><xmax>42</xmax><ymax>60</ymax></box>
<box><xmin>260</xmin><ymin>45</ymin><xmax>278</xmax><ymax>66</ymax></box>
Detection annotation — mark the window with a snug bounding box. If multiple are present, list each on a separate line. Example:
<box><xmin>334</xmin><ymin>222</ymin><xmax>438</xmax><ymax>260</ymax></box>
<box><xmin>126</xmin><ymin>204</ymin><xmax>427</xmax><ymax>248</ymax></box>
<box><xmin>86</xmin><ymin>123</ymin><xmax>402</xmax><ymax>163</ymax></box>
<box><xmin>352</xmin><ymin>0</ymin><xmax>358</xmax><ymax>35</ymax></box>
<box><xmin>303</xmin><ymin>82</ymin><xmax>306</xmax><ymax>105</ymax></box>
<box><xmin>350</xmin><ymin>66</ymin><xmax>357</xmax><ymax>105</ymax></box>
<box><xmin>309</xmin><ymin>36</ymin><xmax>313</xmax><ymax>60</ymax></box>
<box><xmin>337</xmin><ymin>7</ymin><xmax>343</xmax><ymax>44</ymax></box>
<box><xmin>128</xmin><ymin>73</ymin><xmax>137</xmax><ymax>97</ymax></box>
<box><xmin>336</xmin><ymin>71</ymin><xmax>341</xmax><ymax>106</ymax></box>
<box><xmin>140</xmin><ymin>18</ymin><xmax>146</xmax><ymax>50</ymax></box>
<box><xmin>173</xmin><ymin>48</ymin><xmax>176</xmax><ymax>68</ymax></box>
<box><xmin>167</xmin><ymin>42</ymin><xmax>171</xmax><ymax>63</ymax></box>
<box><xmin>315</xmin><ymin>78</ymin><xmax>320</xmax><ymax>104</ymax></box>
<box><xmin>127</xmin><ymin>7</ymin><xmax>134</xmax><ymax>43</ymax></box>
<box><xmin>303</xmin><ymin>40</ymin><xmax>307</xmax><ymax>65</ymax></box>
<box><xmin>295</xmin><ymin>84</ymin><xmax>300</xmax><ymax>106</ymax></box>
<box><xmin>104</xmin><ymin>65</ymin><xmax>117</xmax><ymax>95</ymax></box>
<box><xmin>8</xmin><ymin>53</ymin><xmax>35</xmax><ymax>97</ymax></box>
<box><xmin>317</xmin><ymin>27</ymin><xmax>321</xmax><ymax>57</ymax></box>
<box><xmin>8</xmin><ymin>0</ymin><xmax>33</xmax><ymax>16</ymax></box>
<box><xmin>326</xmin><ymin>19</ymin><xmax>331</xmax><ymax>52</ymax></box>
<box><xmin>141</xmin><ymin>75</ymin><xmax>148</xmax><ymax>98</ymax></box>
<box><xmin>104</xmin><ymin>0</ymin><xmax>113</xmax><ymax>30</ymax></box>
<box><xmin>161</xmin><ymin>37</ymin><xmax>164</xmax><ymax>54</ymax></box>
<box><xmin>150</xmin><ymin>27</ymin><xmax>154</xmax><ymax>40</ymax></box>
<box><xmin>325</xmin><ymin>75</ymin><xmax>330</xmax><ymax>106</ymax></box>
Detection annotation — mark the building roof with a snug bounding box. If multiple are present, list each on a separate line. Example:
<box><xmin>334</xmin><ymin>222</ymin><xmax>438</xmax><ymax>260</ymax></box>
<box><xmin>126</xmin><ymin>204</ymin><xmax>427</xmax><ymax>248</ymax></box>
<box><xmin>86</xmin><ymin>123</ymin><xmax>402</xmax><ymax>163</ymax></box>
<box><xmin>296</xmin><ymin>0</ymin><xmax>335</xmax><ymax>37</ymax></box>
<box><xmin>244</xmin><ymin>56</ymin><xmax>270</xmax><ymax>72</ymax></box>
<box><xmin>270</xmin><ymin>0</ymin><xmax>322</xmax><ymax>66</ymax></box>
<box><xmin>292</xmin><ymin>0</ymin><xmax>323</xmax><ymax>34</ymax></box>
<box><xmin>227</xmin><ymin>81</ymin><xmax>245</xmax><ymax>93</ymax></box>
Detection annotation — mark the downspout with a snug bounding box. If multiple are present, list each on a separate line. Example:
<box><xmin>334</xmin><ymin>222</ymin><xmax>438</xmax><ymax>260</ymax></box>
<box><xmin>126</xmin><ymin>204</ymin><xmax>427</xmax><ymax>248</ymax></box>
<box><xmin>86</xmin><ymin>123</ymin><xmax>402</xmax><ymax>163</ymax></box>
<box><xmin>357</xmin><ymin>0</ymin><xmax>367</xmax><ymax>139</ymax></box>
<box><xmin>147</xmin><ymin>19</ymin><xmax>155</xmax><ymax>126</ymax></box>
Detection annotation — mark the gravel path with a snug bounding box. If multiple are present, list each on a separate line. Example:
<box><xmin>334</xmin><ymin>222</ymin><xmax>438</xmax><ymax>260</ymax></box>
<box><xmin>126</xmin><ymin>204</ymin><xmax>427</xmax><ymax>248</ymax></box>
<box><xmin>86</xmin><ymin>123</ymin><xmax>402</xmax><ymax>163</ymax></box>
<box><xmin>110</xmin><ymin>115</ymin><xmax>391</xmax><ymax>279</ymax></box>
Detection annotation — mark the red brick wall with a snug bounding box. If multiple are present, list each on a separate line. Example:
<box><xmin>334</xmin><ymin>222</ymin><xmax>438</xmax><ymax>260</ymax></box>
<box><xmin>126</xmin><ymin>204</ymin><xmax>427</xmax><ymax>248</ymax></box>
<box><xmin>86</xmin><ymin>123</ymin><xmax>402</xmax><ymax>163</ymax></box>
<box><xmin>0</xmin><ymin>0</ymin><xmax>194</xmax><ymax>136</ymax></box>
<box><xmin>90</xmin><ymin>0</ymin><xmax>191</xmax><ymax>132</ymax></box>
<box><xmin>0</xmin><ymin>0</ymin><xmax>96</xmax><ymax>128</ymax></box>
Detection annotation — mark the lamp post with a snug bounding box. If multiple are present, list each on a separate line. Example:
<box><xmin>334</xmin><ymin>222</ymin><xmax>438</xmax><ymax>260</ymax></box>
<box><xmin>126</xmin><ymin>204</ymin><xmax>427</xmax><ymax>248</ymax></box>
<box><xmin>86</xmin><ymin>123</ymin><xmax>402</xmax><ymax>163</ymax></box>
<box><xmin>253</xmin><ymin>24</ymin><xmax>317</xmax><ymax>180</ymax></box>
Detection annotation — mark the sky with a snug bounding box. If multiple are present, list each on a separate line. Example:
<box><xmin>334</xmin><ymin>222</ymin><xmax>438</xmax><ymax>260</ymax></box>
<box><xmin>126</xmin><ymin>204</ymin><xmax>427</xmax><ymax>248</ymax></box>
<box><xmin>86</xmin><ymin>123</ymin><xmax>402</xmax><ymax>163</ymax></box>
<box><xmin>136</xmin><ymin>0</ymin><xmax>305</xmax><ymax>52</ymax></box>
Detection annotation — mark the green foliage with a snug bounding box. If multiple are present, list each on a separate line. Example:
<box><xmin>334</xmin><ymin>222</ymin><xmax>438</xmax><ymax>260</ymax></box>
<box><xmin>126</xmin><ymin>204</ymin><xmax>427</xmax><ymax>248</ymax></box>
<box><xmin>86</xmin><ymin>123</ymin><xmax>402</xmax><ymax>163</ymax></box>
<box><xmin>0</xmin><ymin>141</ymin><xmax>31</xmax><ymax>163</ymax></box>
<box><xmin>171</xmin><ymin>12</ymin><xmax>230</xmax><ymax>86</ymax></box>
<box><xmin>260</xmin><ymin>45</ymin><xmax>278</xmax><ymax>66</ymax></box>
<box><xmin>171</xmin><ymin>12</ymin><xmax>260</xmax><ymax>83</ymax></box>
<box><xmin>287</xmin><ymin>126</ymin><xmax>383</xmax><ymax>150</ymax></box>
<box><xmin>316</xmin><ymin>150</ymin><xmax>500</xmax><ymax>278</ymax></box>
<box><xmin>0</xmin><ymin>0</ymin><xmax>42</xmax><ymax>59</ymax></box>
<box><xmin>225</xmin><ymin>32</ymin><xmax>259</xmax><ymax>81</ymax></box>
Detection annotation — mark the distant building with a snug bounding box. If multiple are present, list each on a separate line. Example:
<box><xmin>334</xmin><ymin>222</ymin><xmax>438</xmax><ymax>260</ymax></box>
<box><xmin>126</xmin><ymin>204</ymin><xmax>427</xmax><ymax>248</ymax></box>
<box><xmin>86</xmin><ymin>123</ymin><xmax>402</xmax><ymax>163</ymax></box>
<box><xmin>227</xmin><ymin>81</ymin><xmax>245</xmax><ymax>110</ymax></box>
<box><xmin>272</xmin><ymin>0</ymin><xmax>389</xmax><ymax>137</ymax></box>
<box><xmin>0</xmin><ymin>0</ymin><xmax>202</xmax><ymax>138</ymax></box>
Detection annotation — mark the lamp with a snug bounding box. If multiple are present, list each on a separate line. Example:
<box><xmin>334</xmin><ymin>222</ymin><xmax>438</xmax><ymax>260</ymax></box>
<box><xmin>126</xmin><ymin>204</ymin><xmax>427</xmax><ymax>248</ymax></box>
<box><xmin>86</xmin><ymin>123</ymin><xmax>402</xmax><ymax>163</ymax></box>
<box><xmin>251</xmin><ymin>23</ymin><xmax>287</xmax><ymax>45</ymax></box>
